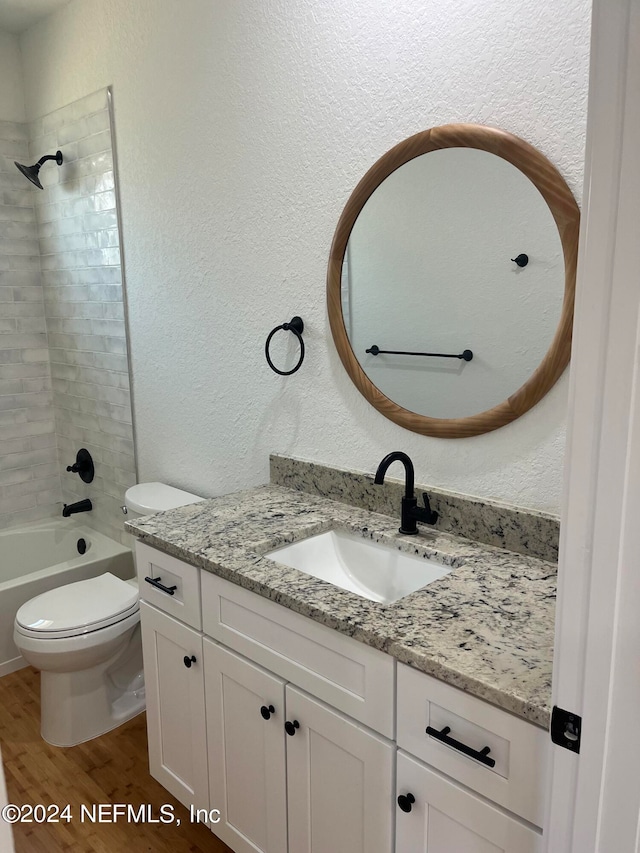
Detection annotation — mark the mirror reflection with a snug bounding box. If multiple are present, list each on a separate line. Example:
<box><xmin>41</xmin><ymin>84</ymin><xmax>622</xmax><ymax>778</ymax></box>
<box><xmin>342</xmin><ymin>148</ymin><xmax>564</xmax><ymax>419</ymax></box>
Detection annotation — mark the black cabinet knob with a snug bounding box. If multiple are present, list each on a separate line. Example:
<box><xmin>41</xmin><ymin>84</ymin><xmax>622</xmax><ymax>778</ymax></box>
<box><xmin>285</xmin><ymin>720</ymin><xmax>300</xmax><ymax>736</ymax></box>
<box><xmin>183</xmin><ymin>655</ymin><xmax>196</xmax><ymax>668</ymax></box>
<box><xmin>260</xmin><ymin>704</ymin><xmax>275</xmax><ymax>720</ymax></box>
<box><xmin>397</xmin><ymin>793</ymin><xmax>416</xmax><ymax>813</ymax></box>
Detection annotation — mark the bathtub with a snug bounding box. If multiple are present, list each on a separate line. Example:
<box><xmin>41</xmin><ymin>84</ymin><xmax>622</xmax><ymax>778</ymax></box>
<box><xmin>0</xmin><ymin>518</ymin><xmax>134</xmax><ymax>677</ymax></box>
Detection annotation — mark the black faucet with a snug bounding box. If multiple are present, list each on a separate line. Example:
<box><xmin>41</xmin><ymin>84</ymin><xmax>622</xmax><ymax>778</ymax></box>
<box><xmin>62</xmin><ymin>498</ymin><xmax>92</xmax><ymax>518</ymax></box>
<box><xmin>374</xmin><ymin>451</ymin><xmax>438</xmax><ymax>535</ymax></box>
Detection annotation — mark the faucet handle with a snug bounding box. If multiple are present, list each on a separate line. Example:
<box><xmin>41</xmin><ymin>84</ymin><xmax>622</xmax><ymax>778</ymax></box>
<box><xmin>65</xmin><ymin>448</ymin><xmax>94</xmax><ymax>484</ymax></box>
<box><xmin>421</xmin><ymin>493</ymin><xmax>439</xmax><ymax>525</ymax></box>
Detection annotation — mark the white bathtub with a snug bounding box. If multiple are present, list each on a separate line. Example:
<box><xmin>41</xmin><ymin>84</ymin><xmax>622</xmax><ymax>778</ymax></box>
<box><xmin>0</xmin><ymin>518</ymin><xmax>134</xmax><ymax>677</ymax></box>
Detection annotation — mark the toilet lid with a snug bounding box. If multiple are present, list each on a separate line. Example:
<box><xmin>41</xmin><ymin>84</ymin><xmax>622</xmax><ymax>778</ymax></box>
<box><xmin>16</xmin><ymin>573</ymin><xmax>139</xmax><ymax>638</ymax></box>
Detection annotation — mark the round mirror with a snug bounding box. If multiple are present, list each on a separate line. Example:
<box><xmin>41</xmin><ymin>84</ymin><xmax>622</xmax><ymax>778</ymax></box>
<box><xmin>327</xmin><ymin>124</ymin><xmax>580</xmax><ymax>438</ymax></box>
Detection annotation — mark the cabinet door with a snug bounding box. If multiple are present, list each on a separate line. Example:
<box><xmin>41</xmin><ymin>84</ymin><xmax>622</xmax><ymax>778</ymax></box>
<box><xmin>204</xmin><ymin>639</ymin><xmax>287</xmax><ymax>853</ymax></box>
<box><xmin>285</xmin><ymin>685</ymin><xmax>394</xmax><ymax>853</ymax></box>
<box><xmin>396</xmin><ymin>751</ymin><xmax>543</xmax><ymax>853</ymax></box>
<box><xmin>140</xmin><ymin>601</ymin><xmax>209</xmax><ymax>812</ymax></box>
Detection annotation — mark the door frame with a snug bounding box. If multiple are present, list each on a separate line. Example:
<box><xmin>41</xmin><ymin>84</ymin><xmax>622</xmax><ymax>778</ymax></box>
<box><xmin>545</xmin><ymin>0</ymin><xmax>640</xmax><ymax>849</ymax></box>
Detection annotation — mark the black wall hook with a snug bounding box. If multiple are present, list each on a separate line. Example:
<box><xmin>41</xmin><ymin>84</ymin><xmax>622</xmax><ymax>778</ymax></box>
<box><xmin>265</xmin><ymin>316</ymin><xmax>305</xmax><ymax>375</ymax></box>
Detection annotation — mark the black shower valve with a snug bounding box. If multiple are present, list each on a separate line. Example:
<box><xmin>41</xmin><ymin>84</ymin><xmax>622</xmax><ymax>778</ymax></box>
<box><xmin>66</xmin><ymin>448</ymin><xmax>95</xmax><ymax>484</ymax></box>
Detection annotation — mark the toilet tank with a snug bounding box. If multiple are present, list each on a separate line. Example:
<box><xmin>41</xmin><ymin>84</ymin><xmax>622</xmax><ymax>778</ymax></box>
<box><xmin>124</xmin><ymin>482</ymin><xmax>205</xmax><ymax>521</ymax></box>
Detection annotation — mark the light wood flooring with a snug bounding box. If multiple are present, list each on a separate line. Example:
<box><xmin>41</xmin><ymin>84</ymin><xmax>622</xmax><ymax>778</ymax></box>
<box><xmin>0</xmin><ymin>666</ymin><xmax>232</xmax><ymax>853</ymax></box>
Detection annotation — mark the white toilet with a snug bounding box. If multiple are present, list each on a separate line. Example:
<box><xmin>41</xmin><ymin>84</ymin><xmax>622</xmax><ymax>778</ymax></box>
<box><xmin>14</xmin><ymin>482</ymin><xmax>204</xmax><ymax>747</ymax></box>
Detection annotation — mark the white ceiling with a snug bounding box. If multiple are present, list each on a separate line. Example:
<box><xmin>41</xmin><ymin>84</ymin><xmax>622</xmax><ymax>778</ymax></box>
<box><xmin>0</xmin><ymin>0</ymin><xmax>72</xmax><ymax>34</ymax></box>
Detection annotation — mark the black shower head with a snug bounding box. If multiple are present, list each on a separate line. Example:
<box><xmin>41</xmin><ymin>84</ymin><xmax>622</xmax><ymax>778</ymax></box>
<box><xmin>14</xmin><ymin>150</ymin><xmax>63</xmax><ymax>190</ymax></box>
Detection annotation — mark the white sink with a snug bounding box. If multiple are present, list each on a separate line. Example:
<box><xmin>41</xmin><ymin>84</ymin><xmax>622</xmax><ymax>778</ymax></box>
<box><xmin>264</xmin><ymin>529</ymin><xmax>453</xmax><ymax>604</ymax></box>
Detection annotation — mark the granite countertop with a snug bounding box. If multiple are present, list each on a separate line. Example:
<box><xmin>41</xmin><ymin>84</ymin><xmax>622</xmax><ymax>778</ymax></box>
<box><xmin>126</xmin><ymin>484</ymin><xmax>556</xmax><ymax>728</ymax></box>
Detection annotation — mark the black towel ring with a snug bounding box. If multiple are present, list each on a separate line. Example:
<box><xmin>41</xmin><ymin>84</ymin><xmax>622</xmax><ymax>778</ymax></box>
<box><xmin>265</xmin><ymin>316</ymin><xmax>305</xmax><ymax>375</ymax></box>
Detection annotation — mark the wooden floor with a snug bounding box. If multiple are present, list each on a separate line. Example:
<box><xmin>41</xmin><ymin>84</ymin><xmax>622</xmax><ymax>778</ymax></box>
<box><xmin>0</xmin><ymin>667</ymin><xmax>232</xmax><ymax>853</ymax></box>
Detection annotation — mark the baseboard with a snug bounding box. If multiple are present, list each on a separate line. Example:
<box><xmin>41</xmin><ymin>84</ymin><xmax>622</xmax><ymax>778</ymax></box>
<box><xmin>0</xmin><ymin>655</ymin><xmax>26</xmax><ymax>678</ymax></box>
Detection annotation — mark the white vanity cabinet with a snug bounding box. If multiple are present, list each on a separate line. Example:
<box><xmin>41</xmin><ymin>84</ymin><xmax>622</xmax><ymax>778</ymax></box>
<box><xmin>395</xmin><ymin>663</ymin><xmax>547</xmax><ymax>852</ymax></box>
<box><xmin>137</xmin><ymin>541</ymin><xmax>395</xmax><ymax>853</ymax></box>
<box><xmin>396</xmin><ymin>751</ymin><xmax>543</xmax><ymax>853</ymax></box>
<box><xmin>139</xmin><ymin>601</ymin><xmax>209</xmax><ymax>812</ymax></box>
<box><xmin>203</xmin><ymin>640</ymin><xmax>288</xmax><ymax>853</ymax></box>
<box><xmin>136</xmin><ymin>541</ymin><xmax>549</xmax><ymax>853</ymax></box>
<box><xmin>204</xmin><ymin>640</ymin><xmax>394</xmax><ymax>853</ymax></box>
<box><xmin>136</xmin><ymin>544</ymin><xmax>209</xmax><ymax>813</ymax></box>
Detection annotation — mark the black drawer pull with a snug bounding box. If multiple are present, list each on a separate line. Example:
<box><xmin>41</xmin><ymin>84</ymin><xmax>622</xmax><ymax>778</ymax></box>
<box><xmin>144</xmin><ymin>575</ymin><xmax>177</xmax><ymax>596</ymax></box>
<box><xmin>426</xmin><ymin>725</ymin><xmax>496</xmax><ymax>768</ymax></box>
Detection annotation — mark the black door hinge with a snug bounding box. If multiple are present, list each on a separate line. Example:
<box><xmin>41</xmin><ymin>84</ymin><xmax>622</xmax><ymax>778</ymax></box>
<box><xmin>550</xmin><ymin>706</ymin><xmax>582</xmax><ymax>753</ymax></box>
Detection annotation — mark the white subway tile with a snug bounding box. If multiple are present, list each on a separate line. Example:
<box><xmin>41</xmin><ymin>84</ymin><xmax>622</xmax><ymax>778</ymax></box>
<box><xmin>0</xmin><ymin>410</ymin><xmax>28</xmax><ymax>426</ymax></box>
<box><xmin>0</xmin><ymin>436</ymin><xmax>32</xmax><ymax>454</ymax></box>
<box><xmin>36</xmin><ymin>486</ymin><xmax>63</xmax><ymax>506</ymax></box>
<box><xmin>86</xmin><ymin>111</ymin><xmax>110</xmax><ymax>135</ymax></box>
<box><xmin>77</xmin><ymin>130</ymin><xmax>112</xmax><ymax>159</ymax></box>
<box><xmin>0</xmin><ymin>493</ymin><xmax>37</xmax><ymax>514</ymax></box>
<box><xmin>0</xmin><ymin>206</ymin><xmax>36</xmax><ymax>224</ymax></box>
<box><xmin>29</xmin><ymin>432</ymin><xmax>57</xmax><ymax>450</ymax></box>
<box><xmin>0</xmin><ymin>504</ymin><xmax>60</xmax><ymax>530</ymax></box>
<box><xmin>83</xmin><ymin>211</ymin><xmax>118</xmax><ymax>230</ymax></box>
<box><xmin>0</xmin><ymin>254</ymin><xmax>41</xmax><ymax>272</ymax></box>
<box><xmin>0</xmin><ymin>379</ymin><xmax>23</xmax><ymax>394</ymax></box>
<box><xmin>0</xmin><ymin>121</ymin><xmax>28</xmax><ymax>143</ymax></box>
<box><xmin>0</xmin><ymin>467</ymin><xmax>33</xmax><ymax>487</ymax></box>
<box><xmin>0</xmin><ymin>446</ymin><xmax>58</xmax><ymax>470</ymax></box>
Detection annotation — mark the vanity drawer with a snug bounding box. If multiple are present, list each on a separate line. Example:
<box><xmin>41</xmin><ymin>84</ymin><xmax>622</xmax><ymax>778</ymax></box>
<box><xmin>201</xmin><ymin>571</ymin><xmax>395</xmax><ymax>738</ymax></box>
<box><xmin>397</xmin><ymin>663</ymin><xmax>548</xmax><ymax>827</ymax></box>
<box><xmin>136</xmin><ymin>542</ymin><xmax>201</xmax><ymax>630</ymax></box>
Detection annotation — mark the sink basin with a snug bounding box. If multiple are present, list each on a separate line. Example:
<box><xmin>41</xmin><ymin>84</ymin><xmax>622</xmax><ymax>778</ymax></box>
<box><xmin>264</xmin><ymin>529</ymin><xmax>453</xmax><ymax>604</ymax></box>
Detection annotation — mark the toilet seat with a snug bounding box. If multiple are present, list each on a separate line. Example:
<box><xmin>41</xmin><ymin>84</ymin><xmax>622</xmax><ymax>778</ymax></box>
<box><xmin>15</xmin><ymin>573</ymin><xmax>139</xmax><ymax>640</ymax></box>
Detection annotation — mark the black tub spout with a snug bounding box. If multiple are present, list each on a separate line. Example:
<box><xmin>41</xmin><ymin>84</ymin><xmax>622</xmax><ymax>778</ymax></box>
<box><xmin>62</xmin><ymin>499</ymin><xmax>92</xmax><ymax>518</ymax></box>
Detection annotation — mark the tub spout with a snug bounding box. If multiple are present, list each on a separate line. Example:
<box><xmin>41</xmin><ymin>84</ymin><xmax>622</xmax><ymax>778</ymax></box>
<box><xmin>62</xmin><ymin>499</ymin><xmax>92</xmax><ymax>518</ymax></box>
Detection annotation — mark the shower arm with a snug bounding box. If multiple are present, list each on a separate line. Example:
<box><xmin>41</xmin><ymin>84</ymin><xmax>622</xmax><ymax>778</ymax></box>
<box><xmin>36</xmin><ymin>154</ymin><xmax>61</xmax><ymax>167</ymax></box>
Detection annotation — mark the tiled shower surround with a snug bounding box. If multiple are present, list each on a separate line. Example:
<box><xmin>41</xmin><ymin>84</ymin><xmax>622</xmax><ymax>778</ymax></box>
<box><xmin>0</xmin><ymin>90</ymin><xmax>136</xmax><ymax>543</ymax></box>
<box><xmin>0</xmin><ymin>120</ymin><xmax>60</xmax><ymax>529</ymax></box>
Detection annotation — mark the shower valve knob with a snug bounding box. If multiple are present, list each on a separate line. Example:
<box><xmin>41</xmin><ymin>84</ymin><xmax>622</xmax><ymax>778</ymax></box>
<box><xmin>66</xmin><ymin>448</ymin><xmax>95</xmax><ymax>484</ymax></box>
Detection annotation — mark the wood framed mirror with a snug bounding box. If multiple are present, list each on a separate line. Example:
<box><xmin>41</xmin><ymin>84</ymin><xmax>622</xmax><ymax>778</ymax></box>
<box><xmin>327</xmin><ymin>123</ymin><xmax>580</xmax><ymax>438</ymax></box>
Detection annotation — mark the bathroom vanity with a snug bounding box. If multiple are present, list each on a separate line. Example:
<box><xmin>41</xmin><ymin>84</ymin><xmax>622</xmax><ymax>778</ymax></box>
<box><xmin>127</xmin><ymin>481</ymin><xmax>554</xmax><ymax>853</ymax></box>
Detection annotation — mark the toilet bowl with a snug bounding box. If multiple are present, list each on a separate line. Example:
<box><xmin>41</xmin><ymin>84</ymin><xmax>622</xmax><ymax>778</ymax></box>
<box><xmin>14</xmin><ymin>574</ymin><xmax>144</xmax><ymax>747</ymax></box>
<box><xmin>15</xmin><ymin>482</ymin><xmax>205</xmax><ymax>747</ymax></box>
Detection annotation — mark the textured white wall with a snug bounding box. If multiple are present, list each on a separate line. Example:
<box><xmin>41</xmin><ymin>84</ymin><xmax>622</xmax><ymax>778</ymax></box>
<box><xmin>19</xmin><ymin>0</ymin><xmax>591</xmax><ymax>513</ymax></box>
<box><xmin>0</xmin><ymin>30</ymin><xmax>25</xmax><ymax>122</ymax></box>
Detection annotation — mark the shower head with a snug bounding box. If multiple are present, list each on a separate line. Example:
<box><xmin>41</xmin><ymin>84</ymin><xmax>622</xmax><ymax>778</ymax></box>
<box><xmin>14</xmin><ymin>150</ymin><xmax>63</xmax><ymax>190</ymax></box>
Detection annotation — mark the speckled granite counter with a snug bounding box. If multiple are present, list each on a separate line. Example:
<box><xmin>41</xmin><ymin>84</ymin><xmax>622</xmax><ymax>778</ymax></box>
<box><xmin>126</xmin><ymin>485</ymin><xmax>555</xmax><ymax>729</ymax></box>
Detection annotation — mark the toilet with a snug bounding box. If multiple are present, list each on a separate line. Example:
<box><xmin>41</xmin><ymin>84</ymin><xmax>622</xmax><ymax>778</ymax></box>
<box><xmin>14</xmin><ymin>482</ymin><xmax>205</xmax><ymax>747</ymax></box>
